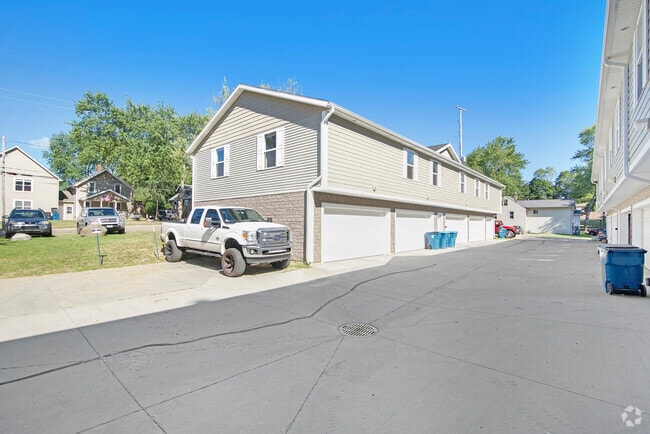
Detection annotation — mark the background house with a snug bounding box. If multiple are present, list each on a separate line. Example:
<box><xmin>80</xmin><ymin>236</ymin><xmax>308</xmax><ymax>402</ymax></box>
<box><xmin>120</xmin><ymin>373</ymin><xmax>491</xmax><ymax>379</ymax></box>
<box><xmin>59</xmin><ymin>169</ymin><xmax>133</xmax><ymax>220</ymax></box>
<box><xmin>516</xmin><ymin>199</ymin><xmax>576</xmax><ymax>235</ymax></box>
<box><xmin>593</xmin><ymin>0</ymin><xmax>650</xmax><ymax>254</ymax></box>
<box><xmin>498</xmin><ymin>196</ymin><xmax>528</xmax><ymax>231</ymax></box>
<box><xmin>187</xmin><ymin>85</ymin><xmax>504</xmax><ymax>263</ymax></box>
<box><xmin>1</xmin><ymin>146</ymin><xmax>60</xmax><ymax>217</ymax></box>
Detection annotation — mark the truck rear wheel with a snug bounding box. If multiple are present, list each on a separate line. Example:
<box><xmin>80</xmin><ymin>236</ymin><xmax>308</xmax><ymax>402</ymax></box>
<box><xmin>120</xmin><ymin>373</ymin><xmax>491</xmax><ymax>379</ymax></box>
<box><xmin>506</xmin><ymin>230</ymin><xmax>515</xmax><ymax>238</ymax></box>
<box><xmin>164</xmin><ymin>240</ymin><xmax>183</xmax><ymax>262</ymax></box>
<box><xmin>271</xmin><ymin>259</ymin><xmax>290</xmax><ymax>270</ymax></box>
<box><xmin>222</xmin><ymin>248</ymin><xmax>246</xmax><ymax>277</ymax></box>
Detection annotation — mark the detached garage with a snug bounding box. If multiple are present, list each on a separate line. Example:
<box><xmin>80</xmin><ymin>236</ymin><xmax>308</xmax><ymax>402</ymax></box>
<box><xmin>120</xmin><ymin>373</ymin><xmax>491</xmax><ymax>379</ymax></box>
<box><xmin>395</xmin><ymin>210</ymin><xmax>436</xmax><ymax>253</ymax></box>
<box><xmin>321</xmin><ymin>204</ymin><xmax>391</xmax><ymax>262</ymax></box>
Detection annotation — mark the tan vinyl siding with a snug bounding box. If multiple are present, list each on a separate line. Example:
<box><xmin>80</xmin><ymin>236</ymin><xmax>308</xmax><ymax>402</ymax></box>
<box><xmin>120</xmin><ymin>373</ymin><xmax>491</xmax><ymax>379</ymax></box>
<box><xmin>194</xmin><ymin>93</ymin><xmax>321</xmax><ymax>202</ymax></box>
<box><xmin>4</xmin><ymin>150</ymin><xmax>59</xmax><ymax>213</ymax></box>
<box><xmin>327</xmin><ymin>117</ymin><xmax>501</xmax><ymax>213</ymax></box>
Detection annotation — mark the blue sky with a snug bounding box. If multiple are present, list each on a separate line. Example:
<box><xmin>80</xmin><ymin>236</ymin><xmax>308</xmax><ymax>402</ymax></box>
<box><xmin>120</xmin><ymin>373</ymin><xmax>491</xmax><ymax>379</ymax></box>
<box><xmin>1</xmin><ymin>1</ymin><xmax>605</xmax><ymax>181</ymax></box>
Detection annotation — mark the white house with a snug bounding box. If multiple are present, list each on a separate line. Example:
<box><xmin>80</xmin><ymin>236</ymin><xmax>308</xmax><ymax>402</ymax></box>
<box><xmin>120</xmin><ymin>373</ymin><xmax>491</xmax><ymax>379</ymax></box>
<box><xmin>593</xmin><ymin>0</ymin><xmax>650</xmax><ymax>257</ymax></box>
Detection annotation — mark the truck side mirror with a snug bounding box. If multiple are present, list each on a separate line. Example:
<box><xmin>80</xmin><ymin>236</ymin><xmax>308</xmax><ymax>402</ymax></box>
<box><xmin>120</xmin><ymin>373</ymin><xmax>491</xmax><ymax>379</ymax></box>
<box><xmin>205</xmin><ymin>217</ymin><xmax>221</xmax><ymax>228</ymax></box>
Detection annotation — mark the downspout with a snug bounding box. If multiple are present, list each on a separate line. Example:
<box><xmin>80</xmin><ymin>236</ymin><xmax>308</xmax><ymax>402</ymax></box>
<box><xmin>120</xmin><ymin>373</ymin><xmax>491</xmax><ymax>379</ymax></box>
<box><xmin>305</xmin><ymin>104</ymin><xmax>335</xmax><ymax>264</ymax></box>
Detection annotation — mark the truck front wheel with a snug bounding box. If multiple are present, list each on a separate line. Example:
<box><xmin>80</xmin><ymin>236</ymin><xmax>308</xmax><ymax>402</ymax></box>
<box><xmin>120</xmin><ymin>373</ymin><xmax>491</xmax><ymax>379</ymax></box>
<box><xmin>164</xmin><ymin>240</ymin><xmax>183</xmax><ymax>262</ymax></box>
<box><xmin>271</xmin><ymin>259</ymin><xmax>290</xmax><ymax>270</ymax></box>
<box><xmin>222</xmin><ymin>248</ymin><xmax>246</xmax><ymax>277</ymax></box>
<box><xmin>506</xmin><ymin>230</ymin><xmax>516</xmax><ymax>238</ymax></box>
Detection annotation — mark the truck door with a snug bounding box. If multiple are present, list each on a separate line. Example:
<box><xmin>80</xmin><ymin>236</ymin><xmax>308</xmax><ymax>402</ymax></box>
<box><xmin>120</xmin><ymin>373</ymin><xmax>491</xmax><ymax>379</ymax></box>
<box><xmin>201</xmin><ymin>208</ymin><xmax>222</xmax><ymax>253</ymax></box>
<box><xmin>184</xmin><ymin>208</ymin><xmax>205</xmax><ymax>249</ymax></box>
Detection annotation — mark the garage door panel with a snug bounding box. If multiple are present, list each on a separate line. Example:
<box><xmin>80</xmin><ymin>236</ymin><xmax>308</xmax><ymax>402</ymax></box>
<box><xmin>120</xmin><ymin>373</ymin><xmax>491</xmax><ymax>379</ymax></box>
<box><xmin>395</xmin><ymin>210</ymin><xmax>435</xmax><ymax>253</ymax></box>
<box><xmin>444</xmin><ymin>214</ymin><xmax>468</xmax><ymax>244</ymax></box>
<box><xmin>468</xmin><ymin>216</ymin><xmax>485</xmax><ymax>242</ymax></box>
<box><xmin>322</xmin><ymin>205</ymin><xmax>390</xmax><ymax>262</ymax></box>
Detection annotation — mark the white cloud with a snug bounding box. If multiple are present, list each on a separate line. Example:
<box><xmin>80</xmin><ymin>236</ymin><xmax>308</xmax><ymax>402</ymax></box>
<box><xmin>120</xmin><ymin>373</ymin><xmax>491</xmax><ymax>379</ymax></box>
<box><xmin>29</xmin><ymin>137</ymin><xmax>50</xmax><ymax>150</ymax></box>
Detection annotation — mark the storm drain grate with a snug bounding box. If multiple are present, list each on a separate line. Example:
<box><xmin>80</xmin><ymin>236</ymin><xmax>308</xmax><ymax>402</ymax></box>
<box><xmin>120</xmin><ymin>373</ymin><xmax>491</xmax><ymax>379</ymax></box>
<box><xmin>339</xmin><ymin>323</ymin><xmax>378</xmax><ymax>337</ymax></box>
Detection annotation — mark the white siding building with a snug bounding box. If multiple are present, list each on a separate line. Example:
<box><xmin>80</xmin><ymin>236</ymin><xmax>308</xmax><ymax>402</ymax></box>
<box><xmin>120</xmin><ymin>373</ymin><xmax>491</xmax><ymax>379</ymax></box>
<box><xmin>594</xmin><ymin>0</ymin><xmax>650</xmax><ymax>264</ymax></box>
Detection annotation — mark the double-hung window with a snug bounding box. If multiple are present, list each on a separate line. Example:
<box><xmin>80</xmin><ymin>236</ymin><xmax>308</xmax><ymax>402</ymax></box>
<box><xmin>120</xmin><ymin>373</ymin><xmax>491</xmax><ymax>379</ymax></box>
<box><xmin>14</xmin><ymin>178</ymin><xmax>32</xmax><ymax>192</ymax></box>
<box><xmin>474</xmin><ymin>179</ymin><xmax>480</xmax><ymax>197</ymax></box>
<box><xmin>14</xmin><ymin>199</ymin><xmax>32</xmax><ymax>209</ymax></box>
<box><xmin>459</xmin><ymin>173</ymin><xmax>466</xmax><ymax>193</ymax></box>
<box><xmin>403</xmin><ymin>149</ymin><xmax>418</xmax><ymax>180</ymax></box>
<box><xmin>114</xmin><ymin>184</ymin><xmax>121</xmax><ymax>195</ymax></box>
<box><xmin>88</xmin><ymin>182</ymin><xmax>96</xmax><ymax>193</ymax></box>
<box><xmin>211</xmin><ymin>145</ymin><xmax>230</xmax><ymax>178</ymax></box>
<box><xmin>636</xmin><ymin>12</ymin><xmax>645</xmax><ymax>103</ymax></box>
<box><xmin>430</xmin><ymin>160</ymin><xmax>440</xmax><ymax>186</ymax></box>
<box><xmin>484</xmin><ymin>182</ymin><xmax>489</xmax><ymax>199</ymax></box>
<box><xmin>257</xmin><ymin>128</ymin><xmax>285</xmax><ymax>170</ymax></box>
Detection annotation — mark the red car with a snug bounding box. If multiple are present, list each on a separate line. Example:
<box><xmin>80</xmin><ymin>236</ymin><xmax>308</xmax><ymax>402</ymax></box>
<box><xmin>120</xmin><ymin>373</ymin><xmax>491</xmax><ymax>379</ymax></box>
<box><xmin>495</xmin><ymin>219</ymin><xmax>517</xmax><ymax>238</ymax></box>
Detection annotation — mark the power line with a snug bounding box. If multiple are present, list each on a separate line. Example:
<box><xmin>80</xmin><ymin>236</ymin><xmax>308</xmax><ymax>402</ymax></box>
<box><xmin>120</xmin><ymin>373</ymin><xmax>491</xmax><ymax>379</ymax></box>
<box><xmin>0</xmin><ymin>95</ymin><xmax>74</xmax><ymax>110</ymax></box>
<box><xmin>0</xmin><ymin>87</ymin><xmax>73</xmax><ymax>103</ymax></box>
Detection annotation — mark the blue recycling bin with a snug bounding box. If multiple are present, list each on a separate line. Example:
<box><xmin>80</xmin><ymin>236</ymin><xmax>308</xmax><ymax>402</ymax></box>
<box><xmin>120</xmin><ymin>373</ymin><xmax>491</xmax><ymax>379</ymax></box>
<box><xmin>448</xmin><ymin>231</ymin><xmax>458</xmax><ymax>248</ymax></box>
<box><xmin>426</xmin><ymin>232</ymin><xmax>442</xmax><ymax>250</ymax></box>
<box><xmin>498</xmin><ymin>227</ymin><xmax>507</xmax><ymax>238</ymax></box>
<box><xmin>597</xmin><ymin>244</ymin><xmax>647</xmax><ymax>296</ymax></box>
<box><xmin>439</xmin><ymin>231</ymin><xmax>449</xmax><ymax>249</ymax></box>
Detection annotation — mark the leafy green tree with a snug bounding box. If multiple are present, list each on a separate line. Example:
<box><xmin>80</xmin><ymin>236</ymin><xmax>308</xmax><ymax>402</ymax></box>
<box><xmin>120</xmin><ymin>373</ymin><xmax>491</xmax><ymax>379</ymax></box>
<box><xmin>525</xmin><ymin>167</ymin><xmax>558</xmax><ymax>199</ymax></box>
<box><xmin>45</xmin><ymin>92</ymin><xmax>209</xmax><ymax>213</ymax></box>
<box><xmin>465</xmin><ymin>136</ymin><xmax>529</xmax><ymax>197</ymax></box>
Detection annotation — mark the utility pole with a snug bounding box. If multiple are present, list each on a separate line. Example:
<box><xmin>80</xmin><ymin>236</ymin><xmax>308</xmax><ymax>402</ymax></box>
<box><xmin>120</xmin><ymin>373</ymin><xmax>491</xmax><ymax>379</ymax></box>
<box><xmin>456</xmin><ymin>105</ymin><xmax>466</xmax><ymax>163</ymax></box>
<box><xmin>1</xmin><ymin>135</ymin><xmax>5</xmax><ymax>218</ymax></box>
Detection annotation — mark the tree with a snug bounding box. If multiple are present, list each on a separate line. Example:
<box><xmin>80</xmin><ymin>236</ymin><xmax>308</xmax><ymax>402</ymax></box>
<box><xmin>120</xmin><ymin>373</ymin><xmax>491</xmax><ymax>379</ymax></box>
<box><xmin>525</xmin><ymin>166</ymin><xmax>558</xmax><ymax>199</ymax></box>
<box><xmin>45</xmin><ymin>92</ymin><xmax>209</xmax><ymax>214</ymax></box>
<box><xmin>551</xmin><ymin>125</ymin><xmax>595</xmax><ymax>203</ymax></box>
<box><xmin>465</xmin><ymin>136</ymin><xmax>529</xmax><ymax>197</ymax></box>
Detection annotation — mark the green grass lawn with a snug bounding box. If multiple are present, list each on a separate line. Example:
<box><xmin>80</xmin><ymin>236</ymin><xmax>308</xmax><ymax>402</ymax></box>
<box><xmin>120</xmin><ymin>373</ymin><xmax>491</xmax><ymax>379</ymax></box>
<box><xmin>50</xmin><ymin>219</ymin><xmax>162</xmax><ymax>230</ymax></box>
<box><xmin>0</xmin><ymin>231</ymin><xmax>163</xmax><ymax>278</ymax></box>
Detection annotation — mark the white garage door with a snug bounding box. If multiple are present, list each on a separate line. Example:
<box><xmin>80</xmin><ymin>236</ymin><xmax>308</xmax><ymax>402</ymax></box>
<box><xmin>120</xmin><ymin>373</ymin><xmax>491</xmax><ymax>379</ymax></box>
<box><xmin>395</xmin><ymin>210</ymin><xmax>435</xmax><ymax>253</ymax></box>
<box><xmin>468</xmin><ymin>216</ymin><xmax>486</xmax><ymax>242</ymax></box>
<box><xmin>321</xmin><ymin>204</ymin><xmax>391</xmax><ymax>262</ymax></box>
<box><xmin>444</xmin><ymin>214</ymin><xmax>468</xmax><ymax>244</ymax></box>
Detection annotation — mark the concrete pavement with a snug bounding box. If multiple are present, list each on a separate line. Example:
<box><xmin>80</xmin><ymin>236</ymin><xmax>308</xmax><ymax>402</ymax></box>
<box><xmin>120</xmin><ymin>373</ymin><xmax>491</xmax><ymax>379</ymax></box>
<box><xmin>2</xmin><ymin>237</ymin><xmax>650</xmax><ymax>433</ymax></box>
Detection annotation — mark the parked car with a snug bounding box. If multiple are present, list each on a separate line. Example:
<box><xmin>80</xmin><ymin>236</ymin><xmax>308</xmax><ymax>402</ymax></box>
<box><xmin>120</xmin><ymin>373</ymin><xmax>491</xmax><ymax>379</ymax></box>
<box><xmin>514</xmin><ymin>225</ymin><xmax>523</xmax><ymax>234</ymax></box>
<box><xmin>494</xmin><ymin>219</ymin><xmax>516</xmax><ymax>238</ymax></box>
<box><xmin>77</xmin><ymin>207</ymin><xmax>125</xmax><ymax>234</ymax></box>
<box><xmin>2</xmin><ymin>208</ymin><xmax>52</xmax><ymax>238</ymax></box>
<box><xmin>160</xmin><ymin>207</ymin><xmax>291</xmax><ymax>277</ymax></box>
<box><xmin>157</xmin><ymin>209</ymin><xmax>177</xmax><ymax>220</ymax></box>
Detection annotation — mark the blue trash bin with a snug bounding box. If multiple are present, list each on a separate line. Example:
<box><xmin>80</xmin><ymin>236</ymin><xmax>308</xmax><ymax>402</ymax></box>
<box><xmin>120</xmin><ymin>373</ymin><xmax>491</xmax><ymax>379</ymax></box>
<box><xmin>498</xmin><ymin>227</ymin><xmax>507</xmax><ymax>238</ymax></box>
<box><xmin>597</xmin><ymin>244</ymin><xmax>647</xmax><ymax>296</ymax></box>
<box><xmin>448</xmin><ymin>231</ymin><xmax>458</xmax><ymax>247</ymax></box>
<box><xmin>426</xmin><ymin>232</ymin><xmax>442</xmax><ymax>250</ymax></box>
<box><xmin>439</xmin><ymin>231</ymin><xmax>449</xmax><ymax>249</ymax></box>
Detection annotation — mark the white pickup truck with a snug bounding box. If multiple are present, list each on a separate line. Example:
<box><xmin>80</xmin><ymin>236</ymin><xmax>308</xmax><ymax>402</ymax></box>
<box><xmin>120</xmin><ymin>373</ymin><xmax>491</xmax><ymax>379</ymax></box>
<box><xmin>160</xmin><ymin>207</ymin><xmax>292</xmax><ymax>277</ymax></box>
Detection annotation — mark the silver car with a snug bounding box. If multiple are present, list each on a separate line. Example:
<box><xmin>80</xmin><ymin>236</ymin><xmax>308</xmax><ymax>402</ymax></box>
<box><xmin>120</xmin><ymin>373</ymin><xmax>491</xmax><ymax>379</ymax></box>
<box><xmin>77</xmin><ymin>207</ymin><xmax>125</xmax><ymax>234</ymax></box>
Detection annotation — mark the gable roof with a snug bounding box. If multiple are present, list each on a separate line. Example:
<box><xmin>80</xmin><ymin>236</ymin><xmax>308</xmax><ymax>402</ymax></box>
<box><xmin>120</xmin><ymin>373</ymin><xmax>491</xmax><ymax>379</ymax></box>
<box><xmin>427</xmin><ymin>143</ymin><xmax>461</xmax><ymax>163</ymax></box>
<box><xmin>71</xmin><ymin>169</ymin><xmax>131</xmax><ymax>188</ymax></box>
<box><xmin>1</xmin><ymin>146</ymin><xmax>61</xmax><ymax>181</ymax></box>
<box><xmin>187</xmin><ymin>85</ymin><xmax>504</xmax><ymax>188</ymax></box>
<box><xmin>517</xmin><ymin>199</ymin><xmax>576</xmax><ymax>209</ymax></box>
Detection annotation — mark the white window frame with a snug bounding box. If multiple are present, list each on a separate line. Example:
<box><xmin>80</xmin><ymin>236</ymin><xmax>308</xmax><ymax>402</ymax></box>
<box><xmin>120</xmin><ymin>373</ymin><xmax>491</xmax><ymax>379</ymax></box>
<box><xmin>459</xmin><ymin>173</ymin><xmax>466</xmax><ymax>193</ymax></box>
<box><xmin>114</xmin><ymin>184</ymin><xmax>121</xmax><ymax>195</ymax></box>
<box><xmin>88</xmin><ymin>181</ymin><xmax>96</xmax><ymax>193</ymax></box>
<box><xmin>474</xmin><ymin>178</ymin><xmax>480</xmax><ymax>197</ymax></box>
<box><xmin>257</xmin><ymin>128</ymin><xmax>285</xmax><ymax>170</ymax></box>
<box><xmin>635</xmin><ymin>8</ymin><xmax>646</xmax><ymax>104</ymax></box>
<box><xmin>533</xmin><ymin>209</ymin><xmax>539</xmax><ymax>215</ymax></box>
<box><xmin>13</xmin><ymin>199</ymin><xmax>32</xmax><ymax>209</ymax></box>
<box><xmin>403</xmin><ymin>149</ymin><xmax>418</xmax><ymax>180</ymax></box>
<box><xmin>14</xmin><ymin>177</ymin><xmax>32</xmax><ymax>192</ymax></box>
<box><xmin>430</xmin><ymin>160</ymin><xmax>440</xmax><ymax>186</ymax></box>
<box><xmin>66</xmin><ymin>206</ymin><xmax>73</xmax><ymax>214</ymax></box>
<box><xmin>484</xmin><ymin>182</ymin><xmax>489</xmax><ymax>199</ymax></box>
<box><xmin>211</xmin><ymin>145</ymin><xmax>230</xmax><ymax>178</ymax></box>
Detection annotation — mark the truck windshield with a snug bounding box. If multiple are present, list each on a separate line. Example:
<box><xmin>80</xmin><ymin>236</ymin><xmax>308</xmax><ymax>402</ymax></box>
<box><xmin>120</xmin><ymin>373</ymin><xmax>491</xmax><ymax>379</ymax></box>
<box><xmin>219</xmin><ymin>208</ymin><xmax>265</xmax><ymax>223</ymax></box>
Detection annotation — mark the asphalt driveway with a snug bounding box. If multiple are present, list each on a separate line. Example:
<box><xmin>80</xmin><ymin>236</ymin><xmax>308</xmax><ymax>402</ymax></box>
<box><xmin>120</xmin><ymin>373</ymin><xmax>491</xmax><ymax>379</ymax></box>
<box><xmin>1</xmin><ymin>237</ymin><xmax>649</xmax><ymax>433</ymax></box>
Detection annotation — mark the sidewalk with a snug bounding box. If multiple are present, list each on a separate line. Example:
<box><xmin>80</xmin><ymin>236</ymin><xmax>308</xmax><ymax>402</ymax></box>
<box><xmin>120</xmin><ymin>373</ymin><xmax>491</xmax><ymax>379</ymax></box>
<box><xmin>0</xmin><ymin>243</ymin><xmax>487</xmax><ymax>342</ymax></box>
